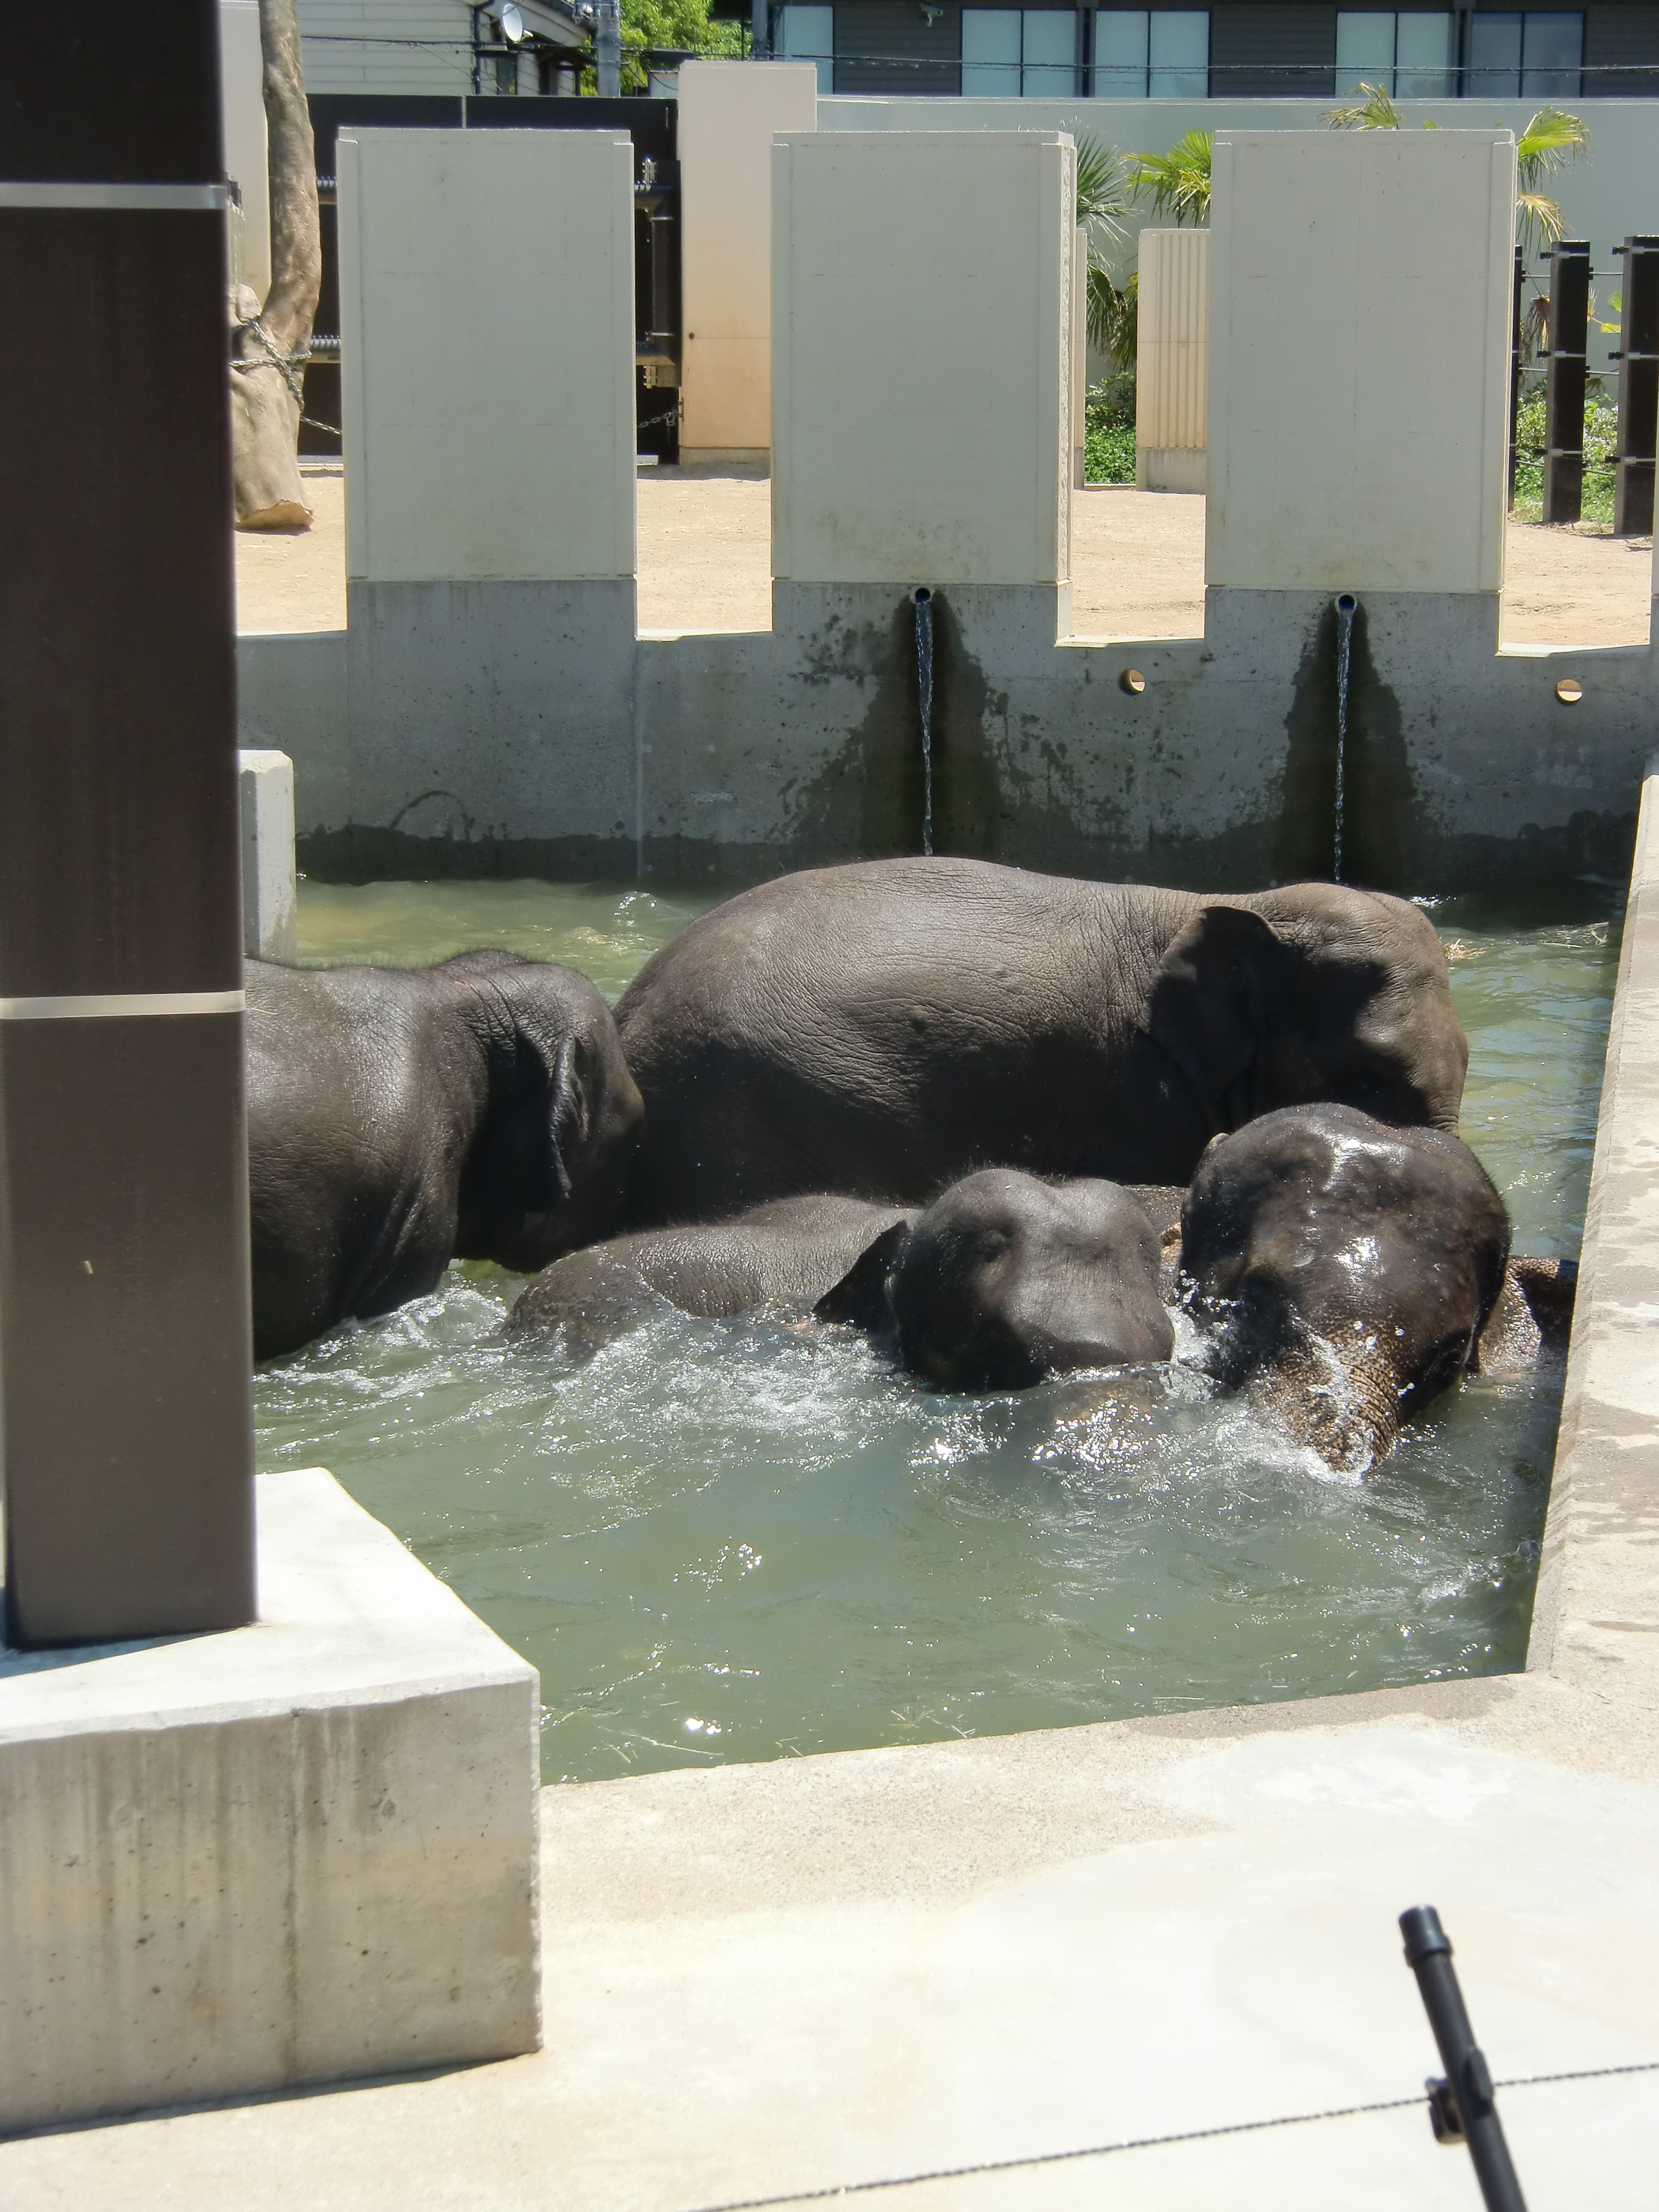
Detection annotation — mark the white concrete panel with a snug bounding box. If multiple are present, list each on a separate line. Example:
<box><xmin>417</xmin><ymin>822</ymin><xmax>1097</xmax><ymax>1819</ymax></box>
<box><xmin>678</xmin><ymin>59</ymin><xmax>819</xmax><ymax>454</ymax></box>
<box><xmin>338</xmin><ymin>129</ymin><xmax>635</xmax><ymax>583</ymax></box>
<box><xmin>1136</xmin><ymin>227</ymin><xmax>1208</xmax><ymax>455</ymax></box>
<box><xmin>0</xmin><ymin>1469</ymin><xmax>540</xmax><ymax>2131</ymax></box>
<box><xmin>1207</xmin><ymin>131</ymin><xmax>1515</xmax><ymax>595</ymax></box>
<box><xmin>220</xmin><ymin>0</ymin><xmax>270</xmax><ymax>300</ymax></box>
<box><xmin>823</xmin><ymin>97</ymin><xmax>1657</xmax><ymax>384</ymax></box>
<box><xmin>238</xmin><ymin>748</ymin><xmax>298</xmax><ymax>961</ymax></box>
<box><xmin>773</xmin><ymin>132</ymin><xmax>1074</xmax><ymax>587</ymax></box>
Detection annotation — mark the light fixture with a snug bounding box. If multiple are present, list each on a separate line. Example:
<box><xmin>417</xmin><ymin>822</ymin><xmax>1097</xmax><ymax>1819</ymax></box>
<box><xmin>1556</xmin><ymin>676</ymin><xmax>1583</xmax><ymax>703</ymax></box>
<box><xmin>1119</xmin><ymin>667</ymin><xmax>1146</xmax><ymax>695</ymax></box>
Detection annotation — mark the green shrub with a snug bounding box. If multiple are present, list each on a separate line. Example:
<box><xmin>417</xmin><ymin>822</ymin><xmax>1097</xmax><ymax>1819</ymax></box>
<box><xmin>1083</xmin><ymin>374</ymin><xmax>1137</xmax><ymax>484</ymax></box>
<box><xmin>1511</xmin><ymin>384</ymin><xmax>1619</xmax><ymax>526</ymax></box>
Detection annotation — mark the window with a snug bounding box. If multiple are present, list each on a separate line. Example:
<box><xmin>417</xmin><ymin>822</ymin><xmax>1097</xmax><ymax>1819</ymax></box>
<box><xmin>776</xmin><ymin>3</ymin><xmax>833</xmax><ymax>92</ymax></box>
<box><xmin>1467</xmin><ymin>11</ymin><xmax>1582</xmax><ymax>96</ymax></box>
<box><xmin>1090</xmin><ymin>10</ymin><xmax>1209</xmax><ymax>97</ymax></box>
<box><xmin>1335</xmin><ymin>13</ymin><xmax>1455</xmax><ymax>97</ymax></box>
<box><xmin>962</xmin><ymin>9</ymin><xmax>1081</xmax><ymax>95</ymax></box>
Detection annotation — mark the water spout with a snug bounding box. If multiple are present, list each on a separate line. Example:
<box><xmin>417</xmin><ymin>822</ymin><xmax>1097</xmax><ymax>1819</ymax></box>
<box><xmin>912</xmin><ymin>587</ymin><xmax>934</xmax><ymax>857</ymax></box>
<box><xmin>1333</xmin><ymin>593</ymin><xmax>1356</xmax><ymax>883</ymax></box>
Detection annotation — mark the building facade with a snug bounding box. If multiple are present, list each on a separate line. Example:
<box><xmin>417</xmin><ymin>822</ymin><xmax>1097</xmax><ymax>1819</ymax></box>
<box><xmin>771</xmin><ymin>1</ymin><xmax>1659</xmax><ymax>98</ymax></box>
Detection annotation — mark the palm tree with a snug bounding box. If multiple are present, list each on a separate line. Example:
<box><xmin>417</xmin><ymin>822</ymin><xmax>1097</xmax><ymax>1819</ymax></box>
<box><xmin>1324</xmin><ymin>90</ymin><xmax>1588</xmax><ymax>258</ymax></box>
<box><xmin>1131</xmin><ymin>129</ymin><xmax>1212</xmax><ymax>226</ymax></box>
<box><xmin>1074</xmin><ymin>134</ymin><xmax>1136</xmax><ymax>362</ymax></box>
<box><xmin>1512</xmin><ymin>107</ymin><xmax>1590</xmax><ymax>258</ymax></box>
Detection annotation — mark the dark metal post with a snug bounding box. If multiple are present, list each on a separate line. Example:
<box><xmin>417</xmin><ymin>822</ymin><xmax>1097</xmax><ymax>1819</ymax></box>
<box><xmin>1542</xmin><ymin>239</ymin><xmax>1590</xmax><ymax>524</ymax></box>
<box><xmin>1507</xmin><ymin>244</ymin><xmax>1524</xmax><ymax>509</ymax></box>
<box><xmin>0</xmin><ymin>1</ymin><xmax>256</xmax><ymax>1645</ymax></box>
<box><xmin>1613</xmin><ymin>234</ymin><xmax>1659</xmax><ymax>539</ymax></box>
<box><xmin>1400</xmin><ymin>1907</ymin><xmax>1528</xmax><ymax>2212</ymax></box>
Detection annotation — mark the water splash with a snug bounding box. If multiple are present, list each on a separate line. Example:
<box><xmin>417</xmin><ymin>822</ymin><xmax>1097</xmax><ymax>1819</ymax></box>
<box><xmin>1333</xmin><ymin>593</ymin><xmax>1357</xmax><ymax>883</ymax></box>
<box><xmin>912</xmin><ymin>586</ymin><xmax>935</xmax><ymax>857</ymax></box>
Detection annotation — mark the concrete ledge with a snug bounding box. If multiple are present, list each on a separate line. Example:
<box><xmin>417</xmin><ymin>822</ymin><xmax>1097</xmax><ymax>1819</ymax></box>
<box><xmin>1530</xmin><ymin>760</ymin><xmax>1659</xmax><ymax>1684</ymax></box>
<box><xmin>1136</xmin><ymin>444</ymin><xmax>1208</xmax><ymax>493</ymax></box>
<box><xmin>0</xmin><ymin>1470</ymin><xmax>540</xmax><ymax>2133</ymax></box>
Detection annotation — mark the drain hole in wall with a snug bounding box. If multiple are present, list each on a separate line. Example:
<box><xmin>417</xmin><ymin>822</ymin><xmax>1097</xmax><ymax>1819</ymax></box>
<box><xmin>1556</xmin><ymin>676</ymin><xmax>1584</xmax><ymax>703</ymax></box>
<box><xmin>1120</xmin><ymin>668</ymin><xmax>1146</xmax><ymax>695</ymax></box>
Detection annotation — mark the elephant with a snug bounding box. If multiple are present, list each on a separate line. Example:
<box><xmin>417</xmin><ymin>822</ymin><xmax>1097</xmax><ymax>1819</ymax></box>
<box><xmin>1174</xmin><ymin>1102</ymin><xmax>1535</xmax><ymax>1473</ymax></box>
<box><xmin>248</xmin><ymin>951</ymin><xmax>643</xmax><ymax>1360</ymax></box>
<box><xmin>510</xmin><ymin>1168</ymin><xmax>1172</xmax><ymax>1392</ymax></box>
<box><xmin>816</xmin><ymin>1169</ymin><xmax>1173</xmax><ymax>1391</ymax></box>
<box><xmin>506</xmin><ymin>1192</ymin><xmax>908</xmax><ymax>1355</ymax></box>
<box><xmin>612</xmin><ymin>859</ymin><xmax>1468</xmax><ymax>1227</ymax></box>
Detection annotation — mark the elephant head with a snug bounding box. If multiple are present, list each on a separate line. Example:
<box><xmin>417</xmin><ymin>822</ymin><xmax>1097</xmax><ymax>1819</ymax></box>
<box><xmin>447</xmin><ymin>953</ymin><xmax>644</xmax><ymax>1274</ymax></box>
<box><xmin>818</xmin><ymin>1168</ymin><xmax>1173</xmax><ymax>1391</ymax></box>
<box><xmin>1177</xmin><ymin>1103</ymin><xmax>1511</xmax><ymax>1473</ymax></box>
<box><xmin>1145</xmin><ymin>889</ymin><xmax>1468</xmax><ymax>1153</ymax></box>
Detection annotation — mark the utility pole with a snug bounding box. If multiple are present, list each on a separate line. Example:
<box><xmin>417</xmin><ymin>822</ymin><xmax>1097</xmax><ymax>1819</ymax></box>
<box><xmin>597</xmin><ymin>0</ymin><xmax>621</xmax><ymax>94</ymax></box>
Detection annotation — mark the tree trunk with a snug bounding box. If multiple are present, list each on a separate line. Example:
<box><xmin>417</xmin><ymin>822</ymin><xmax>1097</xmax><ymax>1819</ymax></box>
<box><xmin>230</xmin><ymin>0</ymin><xmax>321</xmax><ymax>529</ymax></box>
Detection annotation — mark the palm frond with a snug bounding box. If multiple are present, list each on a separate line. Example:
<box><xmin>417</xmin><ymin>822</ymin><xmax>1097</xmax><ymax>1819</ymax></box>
<box><xmin>1516</xmin><ymin>107</ymin><xmax>1589</xmax><ymax>183</ymax></box>
<box><xmin>1516</xmin><ymin>188</ymin><xmax>1567</xmax><ymax>262</ymax></box>
<box><xmin>1131</xmin><ymin>130</ymin><xmax>1212</xmax><ymax>226</ymax></box>
<box><xmin>1326</xmin><ymin>81</ymin><xmax>1401</xmax><ymax>130</ymax></box>
<box><xmin>1087</xmin><ymin>265</ymin><xmax>1138</xmax><ymax>368</ymax></box>
<box><xmin>1074</xmin><ymin>133</ymin><xmax>1131</xmax><ymax>254</ymax></box>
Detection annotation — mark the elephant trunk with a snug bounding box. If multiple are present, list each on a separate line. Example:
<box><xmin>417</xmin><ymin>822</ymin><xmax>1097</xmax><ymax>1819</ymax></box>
<box><xmin>1245</xmin><ymin>1328</ymin><xmax>1405</xmax><ymax>1477</ymax></box>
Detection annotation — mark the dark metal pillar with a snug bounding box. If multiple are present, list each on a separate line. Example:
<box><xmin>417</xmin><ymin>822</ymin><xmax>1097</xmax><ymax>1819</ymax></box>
<box><xmin>1613</xmin><ymin>234</ymin><xmax>1659</xmax><ymax>539</ymax></box>
<box><xmin>0</xmin><ymin>0</ymin><xmax>256</xmax><ymax>1646</ymax></box>
<box><xmin>1541</xmin><ymin>239</ymin><xmax>1590</xmax><ymax>525</ymax></box>
<box><xmin>1507</xmin><ymin>244</ymin><xmax>1524</xmax><ymax>510</ymax></box>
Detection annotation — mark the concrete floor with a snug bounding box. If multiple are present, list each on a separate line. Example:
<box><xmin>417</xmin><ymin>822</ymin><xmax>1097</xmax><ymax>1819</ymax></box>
<box><xmin>235</xmin><ymin>465</ymin><xmax>1656</xmax><ymax>649</ymax></box>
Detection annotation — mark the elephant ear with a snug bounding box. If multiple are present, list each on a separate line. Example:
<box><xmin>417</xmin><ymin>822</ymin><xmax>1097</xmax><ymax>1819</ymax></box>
<box><xmin>1145</xmin><ymin>905</ymin><xmax>1285</xmax><ymax>1126</ymax></box>
<box><xmin>463</xmin><ymin>1020</ymin><xmax>587</xmax><ymax>1229</ymax></box>
<box><xmin>815</xmin><ymin>1221</ymin><xmax>910</xmax><ymax>1331</ymax></box>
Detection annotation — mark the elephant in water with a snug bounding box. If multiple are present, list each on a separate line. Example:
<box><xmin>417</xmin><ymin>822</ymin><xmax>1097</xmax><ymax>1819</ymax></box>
<box><xmin>248</xmin><ymin>951</ymin><xmax>643</xmax><ymax>1360</ymax></box>
<box><xmin>1175</xmin><ymin>1103</ymin><xmax>1569</xmax><ymax>1474</ymax></box>
<box><xmin>613</xmin><ymin>859</ymin><xmax>1468</xmax><ymax>1227</ymax></box>
<box><xmin>509</xmin><ymin>1169</ymin><xmax>1172</xmax><ymax>1390</ymax></box>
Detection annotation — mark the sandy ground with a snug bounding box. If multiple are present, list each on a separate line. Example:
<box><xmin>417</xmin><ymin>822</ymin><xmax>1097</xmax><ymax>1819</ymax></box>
<box><xmin>236</xmin><ymin>467</ymin><xmax>1653</xmax><ymax>648</ymax></box>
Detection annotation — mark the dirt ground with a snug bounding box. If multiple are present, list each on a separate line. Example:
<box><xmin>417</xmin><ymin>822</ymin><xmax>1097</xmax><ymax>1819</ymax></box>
<box><xmin>236</xmin><ymin>466</ymin><xmax>1653</xmax><ymax>649</ymax></box>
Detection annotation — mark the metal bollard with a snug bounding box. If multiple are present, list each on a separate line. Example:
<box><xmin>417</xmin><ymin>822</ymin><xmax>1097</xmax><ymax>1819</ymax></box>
<box><xmin>1611</xmin><ymin>235</ymin><xmax>1659</xmax><ymax>539</ymax></box>
<box><xmin>1400</xmin><ymin>1906</ymin><xmax>1528</xmax><ymax>2212</ymax></box>
<box><xmin>1541</xmin><ymin>241</ymin><xmax>1591</xmax><ymax>526</ymax></box>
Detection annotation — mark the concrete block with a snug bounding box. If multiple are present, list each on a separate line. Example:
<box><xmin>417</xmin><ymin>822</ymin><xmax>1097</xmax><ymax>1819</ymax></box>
<box><xmin>337</xmin><ymin>128</ymin><xmax>635</xmax><ymax>583</ymax></box>
<box><xmin>238</xmin><ymin>748</ymin><xmax>298</xmax><ymax>962</ymax></box>
<box><xmin>678</xmin><ymin>58</ymin><xmax>818</xmax><ymax>455</ymax></box>
<box><xmin>0</xmin><ymin>1469</ymin><xmax>540</xmax><ymax>2132</ymax></box>
<box><xmin>1207</xmin><ymin>129</ymin><xmax>1515</xmax><ymax>593</ymax></box>
<box><xmin>773</xmin><ymin>132</ymin><xmax>1076</xmax><ymax>586</ymax></box>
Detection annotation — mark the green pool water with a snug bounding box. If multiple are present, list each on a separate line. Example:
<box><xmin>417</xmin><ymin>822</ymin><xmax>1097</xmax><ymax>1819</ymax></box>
<box><xmin>256</xmin><ymin>877</ymin><xmax>1621</xmax><ymax>1783</ymax></box>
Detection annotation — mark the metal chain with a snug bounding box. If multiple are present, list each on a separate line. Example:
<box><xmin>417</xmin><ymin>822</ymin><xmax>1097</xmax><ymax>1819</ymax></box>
<box><xmin>229</xmin><ymin>315</ymin><xmax>339</xmax><ymax>441</ymax></box>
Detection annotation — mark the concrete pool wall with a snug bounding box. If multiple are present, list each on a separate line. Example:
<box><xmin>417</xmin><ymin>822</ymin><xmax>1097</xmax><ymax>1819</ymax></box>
<box><xmin>239</xmin><ymin>112</ymin><xmax>1659</xmax><ymax>894</ymax></box>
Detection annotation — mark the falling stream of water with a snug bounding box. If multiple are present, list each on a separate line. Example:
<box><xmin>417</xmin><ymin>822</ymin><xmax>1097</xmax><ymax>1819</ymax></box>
<box><xmin>1333</xmin><ymin>592</ymin><xmax>1357</xmax><ymax>882</ymax></box>
<box><xmin>912</xmin><ymin>586</ymin><xmax>935</xmax><ymax>857</ymax></box>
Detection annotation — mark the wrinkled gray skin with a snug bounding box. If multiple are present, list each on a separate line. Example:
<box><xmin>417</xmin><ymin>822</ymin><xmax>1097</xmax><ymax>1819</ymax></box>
<box><xmin>817</xmin><ymin>1169</ymin><xmax>1173</xmax><ymax>1391</ymax></box>
<box><xmin>248</xmin><ymin>952</ymin><xmax>643</xmax><ymax>1360</ymax></box>
<box><xmin>614</xmin><ymin>860</ymin><xmax>1468</xmax><ymax>1227</ymax></box>
<box><xmin>507</xmin><ymin>1193</ymin><xmax>909</xmax><ymax>1353</ymax></box>
<box><xmin>1177</xmin><ymin>1103</ymin><xmax>1517</xmax><ymax>1473</ymax></box>
<box><xmin>510</xmin><ymin>1170</ymin><xmax>1172</xmax><ymax>1393</ymax></box>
